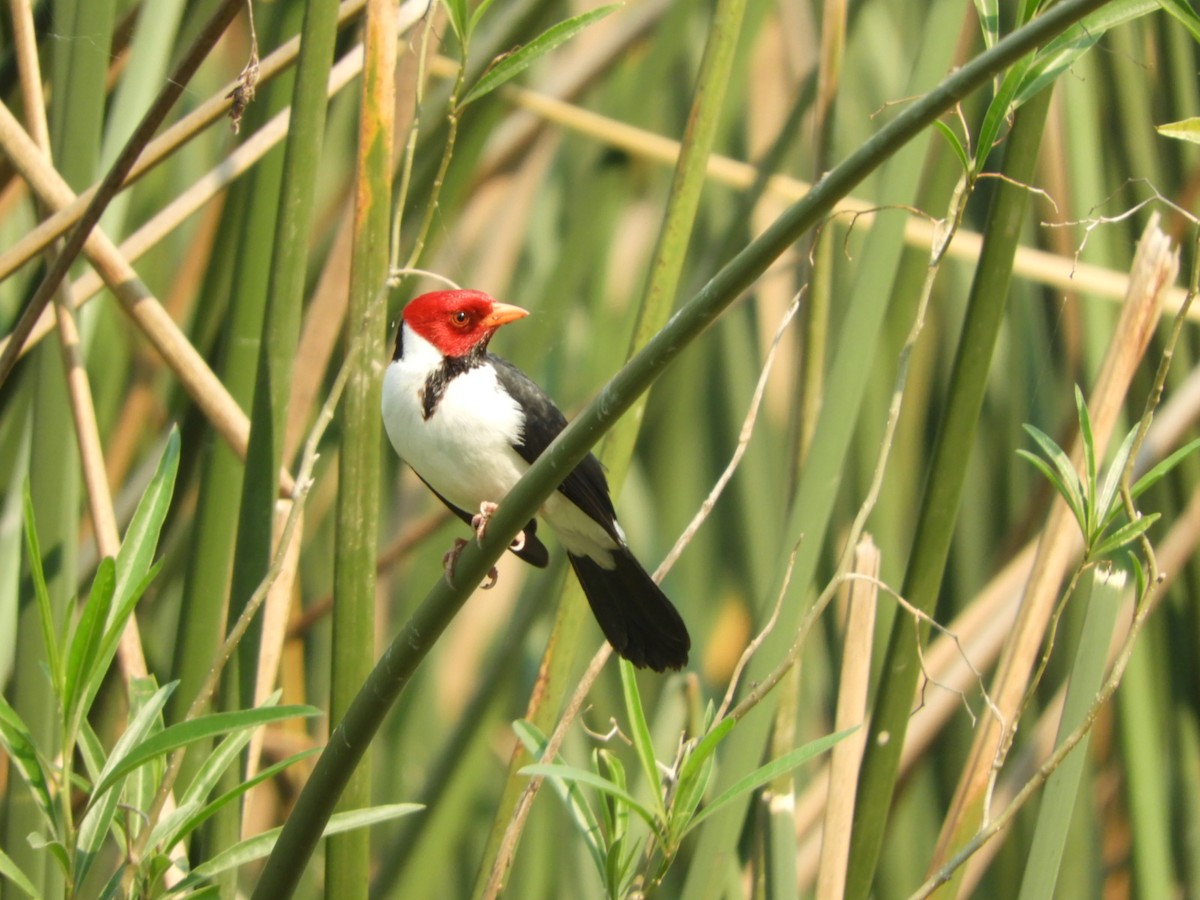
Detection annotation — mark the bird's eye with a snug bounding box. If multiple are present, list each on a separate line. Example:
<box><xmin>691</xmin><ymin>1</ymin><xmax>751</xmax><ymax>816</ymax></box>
<box><xmin>451</xmin><ymin>310</ymin><xmax>470</xmax><ymax>327</ymax></box>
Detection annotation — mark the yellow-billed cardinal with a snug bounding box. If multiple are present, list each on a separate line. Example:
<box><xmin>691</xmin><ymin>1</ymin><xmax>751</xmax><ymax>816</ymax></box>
<box><xmin>382</xmin><ymin>289</ymin><xmax>690</xmax><ymax>671</ymax></box>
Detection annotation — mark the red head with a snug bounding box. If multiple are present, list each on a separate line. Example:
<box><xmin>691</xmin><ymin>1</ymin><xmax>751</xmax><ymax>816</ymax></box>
<box><xmin>402</xmin><ymin>290</ymin><xmax>529</xmax><ymax>358</ymax></box>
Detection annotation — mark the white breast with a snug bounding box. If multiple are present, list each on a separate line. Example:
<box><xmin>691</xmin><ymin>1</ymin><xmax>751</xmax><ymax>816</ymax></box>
<box><xmin>382</xmin><ymin>324</ymin><xmax>621</xmax><ymax>564</ymax></box>
<box><xmin>382</xmin><ymin>327</ymin><xmax>529</xmax><ymax>514</ymax></box>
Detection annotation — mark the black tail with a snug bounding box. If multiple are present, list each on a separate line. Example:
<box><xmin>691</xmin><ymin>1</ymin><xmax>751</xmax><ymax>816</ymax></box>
<box><xmin>568</xmin><ymin>550</ymin><xmax>690</xmax><ymax>672</ymax></box>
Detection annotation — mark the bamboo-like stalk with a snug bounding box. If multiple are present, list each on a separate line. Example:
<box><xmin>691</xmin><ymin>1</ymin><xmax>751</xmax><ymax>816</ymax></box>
<box><xmin>681</xmin><ymin>0</ymin><xmax>968</xmax><ymax>892</ymax></box>
<box><xmin>327</xmin><ymin>0</ymin><xmax>396</xmax><ymax>892</ymax></box>
<box><xmin>11</xmin><ymin>0</ymin><xmax>147</xmax><ymax>686</ymax></box>
<box><xmin>1017</xmin><ymin>568</ymin><xmax>1124</xmax><ymax>899</ymax></box>
<box><xmin>845</xmin><ymin>86</ymin><xmax>1058</xmax><ymax>899</ymax></box>
<box><xmin>471</xmin><ymin>1</ymin><xmax>750</xmax><ymax>893</ymax></box>
<box><xmin>767</xmin><ymin>2</ymin><xmax>847</xmax><ymax>892</ymax></box>
<box><xmin>252</xmin><ymin>3</ymin><xmax>1114</xmax><ymax>894</ymax></box>
<box><xmin>1116</xmin><ymin>634</ymin><xmax>1176</xmax><ymax>897</ymax></box>
<box><xmin>1</xmin><ymin>0</ymin><xmax>114</xmax><ymax>889</ymax></box>
<box><xmin>814</xmin><ymin>537</ymin><xmax>878</xmax><ymax>899</ymax></box>
<box><xmin>227</xmin><ymin>0</ymin><xmax>341</xmax><ymax>709</ymax></box>
<box><xmin>926</xmin><ymin>218</ymin><xmax>1179</xmax><ymax>893</ymax></box>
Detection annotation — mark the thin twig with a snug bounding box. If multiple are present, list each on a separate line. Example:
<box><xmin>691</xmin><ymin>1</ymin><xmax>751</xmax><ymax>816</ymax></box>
<box><xmin>656</xmin><ymin>292</ymin><xmax>801</xmax><ymax>576</ymax></box>
<box><xmin>731</xmin><ymin>173</ymin><xmax>970</xmax><ymax>723</ymax></box>
<box><xmin>482</xmin><ymin>643</ymin><xmax>612</xmax><ymax>900</ymax></box>
<box><xmin>390</xmin><ymin>1</ymin><xmax>438</xmax><ymax>273</ymax></box>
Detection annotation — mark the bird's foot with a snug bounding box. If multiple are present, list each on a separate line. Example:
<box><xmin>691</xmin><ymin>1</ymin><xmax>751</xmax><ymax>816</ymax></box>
<box><xmin>471</xmin><ymin>500</ymin><xmax>527</xmax><ymax>552</ymax></box>
<box><xmin>442</xmin><ymin>537</ymin><xmax>499</xmax><ymax>590</ymax></box>
<box><xmin>471</xmin><ymin>501</ymin><xmax>500</xmax><ymax>543</ymax></box>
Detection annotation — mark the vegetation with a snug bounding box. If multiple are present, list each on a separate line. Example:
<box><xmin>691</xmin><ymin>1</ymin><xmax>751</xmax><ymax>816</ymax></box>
<box><xmin>1</xmin><ymin>0</ymin><xmax>1199</xmax><ymax>897</ymax></box>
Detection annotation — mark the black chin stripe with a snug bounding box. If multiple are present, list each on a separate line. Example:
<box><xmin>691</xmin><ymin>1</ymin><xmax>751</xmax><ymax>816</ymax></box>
<box><xmin>420</xmin><ymin>345</ymin><xmax>487</xmax><ymax>420</ymax></box>
<box><xmin>392</xmin><ymin>323</ymin><xmax>405</xmax><ymax>361</ymax></box>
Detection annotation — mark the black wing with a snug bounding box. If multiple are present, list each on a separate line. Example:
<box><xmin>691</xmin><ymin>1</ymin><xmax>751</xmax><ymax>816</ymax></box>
<box><xmin>488</xmin><ymin>354</ymin><xmax>623</xmax><ymax>544</ymax></box>
<box><xmin>413</xmin><ymin>471</ymin><xmax>550</xmax><ymax>568</ymax></box>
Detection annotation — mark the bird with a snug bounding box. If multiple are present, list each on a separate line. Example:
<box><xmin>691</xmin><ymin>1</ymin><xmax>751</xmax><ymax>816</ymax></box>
<box><xmin>382</xmin><ymin>289</ymin><xmax>690</xmax><ymax>672</ymax></box>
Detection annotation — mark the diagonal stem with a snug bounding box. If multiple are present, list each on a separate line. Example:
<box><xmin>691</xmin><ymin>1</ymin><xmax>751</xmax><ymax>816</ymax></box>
<box><xmin>252</xmin><ymin>1</ymin><xmax>1113</xmax><ymax>894</ymax></box>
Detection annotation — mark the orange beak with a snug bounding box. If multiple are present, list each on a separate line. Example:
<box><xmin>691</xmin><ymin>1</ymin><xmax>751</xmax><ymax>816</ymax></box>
<box><xmin>482</xmin><ymin>302</ymin><xmax>530</xmax><ymax>328</ymax></box>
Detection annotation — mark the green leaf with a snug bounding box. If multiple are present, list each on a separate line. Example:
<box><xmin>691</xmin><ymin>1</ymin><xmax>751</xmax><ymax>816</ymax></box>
<box><xmin>1018</xmin><ymin>425</ymin><xmax>1086</xmax><ymax>533</ymax></box>
<box><xmin>595</xmin><ymin>749</ymin><xmax>631</xmax><ymax>896</ymax></box>
<box><xmin>1075</xmin><ymin>385</ymin><xmax>1098</xmax><ymax>535</ymax></box>
<box><xmin>151</xmin><ymin>748</ymin><xmax>322</xmax><ymax>852</ymax></box>
<box><xmin>686</xmin><ymin>728</ymin><xmax>855</xmax><ymax>832</ymax></box>
<box><xmin>1156</xmin><ymin>0</ymin><xmax>1200</xmax><ymax>43</ymax></box>
<box><xmin>1016</xmin><ymin>449</ymin><xmax>1079</xmax><ymax>533</ymax></box>
<box><xmin>619</xmin><ymin>658</ymin><xmax>667</xmax><ymax>820</ymax></box>
<box><xmin>1128</xmin><ymin>551</ymin><xmax>1147</xmax><ymax>600</ymax></box>
<box><xmin>125</xmin><ymin>677</ymin><xmax>168</xmax><ymax>835</ymax></box>
<box><xmin>22</xmin><ymin>489</ymin><xmax>63</xmax><ymax>696</ymax></box>
<box><xmin>25</xmin><ymin>834</ymin><xmax>68</xmax><ymax>876</ymax></box>
<box><xmin>179</xmin><ymin>719</ymin><xmax>261</xmax><ymax>806</ymax></box>
<box><xmin>1095</xmin><ymin>425</ymin><xmax>1139</xmax><ymax>534</ymax></box>
<box><xmin>441</xmin><ymin>0</ymin><xmax>468</xmax><ymax>43</ymax></box>
<box><xmin>677</xmin><ymin>716</ymin><xmax>735</xmax><ymax>791</ymax></box>
<box><xmin>513</xmin><ymin>721</ymin><xmax>608</xmax><ymax>877</ymax></box>
<box><xmin>90</xmin><ymin>702</ymin><xmax>318</xmax><ymax>803</ymax></box>
<box><xmin>0</xmin><ymin>846</ymin><xmax>42</xmax><ymax>899</ymax></box>
<box><xmin>171</xmin><ymin>804</ymin><xmax>422</xmax><ymax>891</ymax></box>
<box><xmin>113</xmin><ymin>428</ymin><xmax>179</xmax><ymax>623</ymax></box>
<box><xmin>520</xmin><ymin>762</ymin><xmax>665</xmax><ymax>841</ymax></box>
<box><xmin>1017</xmin><ymin>0</ymin><xmax>1043</xmax><ymax>27</ymax></box>
<box><xmin>668</xmin><ymin>736</ymin><xmax>717</xmax><ymax>850</ymax></box>
<box><xmin>596</xmin><ymin>749</ymin><xmax>629</xmax><ymax>846</ymax></box>
<box><xmin>77</xmin><ymin>432</ymin><xmax>178</xmax><ymax>723</ymax></box>
<box><xmin>460</xmin><ymin>5</ymin><xmax>619</xmax><ymax>107</ymax></box>
<box><xmin>513</xmin><ymin>718</ymin><xmax>549</xmax><ymax>757</ymax></box>
<box><xmin>85</xmin><ymin>681</ymin><xmax>178</xmax><ymax>810</ymax></box>
<box><xmin>1089</xmin><ymin>513</ymin><xmax>1159</xmax><ymax>561</ymax></box>
<box><xmin>76</xmin><ymin>720</ymin><xmax>106</xmax><ymax>781</ymax></box>
<box><xmin>467</xmin><ymin>0</ymin><xmax>499</xmax><ymax>41</ymax></box>
<box><xmin>974</xmin><ymin>57</ymin><xmax>1030</xmax><ymax>168</ymax></box>
<box><xmin>77</xmin><ymin>680</ymin><xmax>178</xmax><ymax>885</ymax></box>
<box><xmin>933</xmin><ymin>120</ymin><xmax>971</xmax><ymax>174</ymax></box>
<box><xmin>64</xmin><ymin>557</ymin><xmax>116</xmax><ymax>740</ymax></box>
<box><xmin>1015</xmin><ymin>0</ymin><xmax>1158</xmax><ymax>106</ymax></box>
<box><xmin>1130</xmin><ymin>437</ymin><xmax>1200</xmax><ymax>501</ymax></box>
<box><xmin>974</xmin><ymin>0</ymin><xmax>1000</xmax><ymax>47</ymax></box>
<box><xmin>0</xmin><ymin>695</ymin><xmax>56</xmax><ymax>834</ymax></box>
<box><xmin>1156</xmin><ymin>117</ymin><xmax>1200</xmax><ymax>144</ymax></box>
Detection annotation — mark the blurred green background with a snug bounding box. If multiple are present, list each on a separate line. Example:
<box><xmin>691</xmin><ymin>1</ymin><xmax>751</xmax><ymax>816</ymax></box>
<box><xmin>1</xmin><ymin>0</ymin><xmax>1199</xmax><ymax>897</ymax></box>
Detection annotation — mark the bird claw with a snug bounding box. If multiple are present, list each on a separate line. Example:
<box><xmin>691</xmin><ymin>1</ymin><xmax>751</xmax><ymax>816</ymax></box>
<box><xmin>442</xmin><ymin>538</ymin><xmax>469</xmax><ymax>587</ymax></box>
<box><xmin>442</xmin><ymin>537</ymin><xmax>500</xmax><ymax>590</ymax></box>
<box><xmin>471</xmin><ymin>501</ymin><xmax>500</xmax><ymax>543</ymax></box>
<box><xmin>471</xmin><ymin>500</ymin><xmax>528</xmax><ymax>552</ymax></box>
